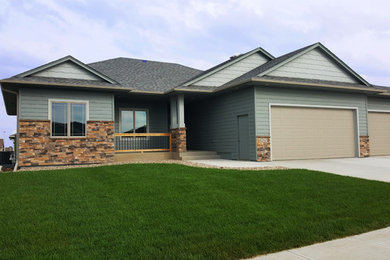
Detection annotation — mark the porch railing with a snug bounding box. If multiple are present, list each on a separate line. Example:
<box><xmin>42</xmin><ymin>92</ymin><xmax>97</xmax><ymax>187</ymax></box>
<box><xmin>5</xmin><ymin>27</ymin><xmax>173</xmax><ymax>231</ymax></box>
<box><xmin>114</xmin><ymin>133</ymin><xmax>171</xmax><ymax>152</ymax></box>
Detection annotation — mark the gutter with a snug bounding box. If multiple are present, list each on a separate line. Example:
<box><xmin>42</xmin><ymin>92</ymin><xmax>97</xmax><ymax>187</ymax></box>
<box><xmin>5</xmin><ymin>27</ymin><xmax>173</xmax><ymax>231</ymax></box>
<box><xmin>215</xmin><ymin>78</ymin><xmax>386</xmax><ymax>94</ymax></box>
<box><xmin>2</xmin><ymin>87</ymin><xmax>19</xmax><ymax>172</ymax></box>
<box><xmin>0</xmin><ymin>79</ymin><xmax>132</xmax><ymax>91</ymax></box>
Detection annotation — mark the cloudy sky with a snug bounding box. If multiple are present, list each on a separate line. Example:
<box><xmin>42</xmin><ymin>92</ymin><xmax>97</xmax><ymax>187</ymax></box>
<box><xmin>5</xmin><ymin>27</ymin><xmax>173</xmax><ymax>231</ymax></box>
<box><xmin>1</xmin><ymin>0</ymin><xmax>390</xmax><ymax>146</ymax></box>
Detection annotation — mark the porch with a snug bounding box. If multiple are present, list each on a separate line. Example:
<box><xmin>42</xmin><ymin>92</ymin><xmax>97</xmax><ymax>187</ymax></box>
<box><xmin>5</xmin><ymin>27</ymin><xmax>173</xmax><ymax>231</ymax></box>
<box><xmin>112</xmin><ymin>93</ymin><xmax>186</xmax><ymax>161</ymax></box>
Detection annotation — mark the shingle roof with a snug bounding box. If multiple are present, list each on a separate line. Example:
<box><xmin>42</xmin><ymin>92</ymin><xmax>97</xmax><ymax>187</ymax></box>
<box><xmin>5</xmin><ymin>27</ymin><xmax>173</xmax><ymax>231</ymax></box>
<box><xmin>88</xmin><ymin>58</ymin><xmax>202</xmax><ymax>92</ymax></box>
<box><xmin>3</xmin><ymin>76</ymin><xmax>125</xmax><ymax>89</ymax></box>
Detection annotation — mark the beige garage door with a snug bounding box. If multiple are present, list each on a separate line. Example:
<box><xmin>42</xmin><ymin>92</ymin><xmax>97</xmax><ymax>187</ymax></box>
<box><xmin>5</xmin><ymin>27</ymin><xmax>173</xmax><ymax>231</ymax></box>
<box><xmin>368</xmin><ymin>112</ymin><xmax>390</xmax><ymax>156</ymax></box>
<box><xmin>271</xmin><ymin>106</ymin><xmax>357</xmax><ymax>160</ymax></box>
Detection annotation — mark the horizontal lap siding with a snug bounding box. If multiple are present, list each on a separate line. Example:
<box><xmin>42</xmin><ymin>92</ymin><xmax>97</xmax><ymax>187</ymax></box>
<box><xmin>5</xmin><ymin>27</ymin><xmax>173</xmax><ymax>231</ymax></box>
<box><xmin>194</xmin><ymin>53</ymin><xmax>268</xmax><ymax>87</ymax></box>
<box><xmin>268</xmin><ymin>49</ymin><xmax>358</xmax><ymax>83</ymax></box>
<box><xmin>115</xmin><ymin>97</ymin><xmax>168</xmax><ymax>133</ymax></box>
<box><xmin>255</xmin><ymin>86</ymin><xmax>368</xmax><ymax>136</ymax></box>
<box><xmin>186</xmin><ymin>88</ymin><xmax>256</xmax><ymax>160</ymax></box>
<box><xmin>367</xmin><ymin>97</ymin><xmax>390</xmax><ymax>111</ymax></box>
<box><xmin>19</xmin><ymin>87</ymin><xmax>114</xmax><ymax>121</ymax></box>
<box><xmin>33</xmin><ymin>61</ymin><xmax>102</xmax><ymax>81</ymax></box>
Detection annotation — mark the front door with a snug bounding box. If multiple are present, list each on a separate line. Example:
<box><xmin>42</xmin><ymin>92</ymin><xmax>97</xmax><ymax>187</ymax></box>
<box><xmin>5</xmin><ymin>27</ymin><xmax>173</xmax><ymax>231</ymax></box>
<box><xmin>238</xmin><ymin>115</ymin><xmax>249</xmax><ymax>160</ymax></box>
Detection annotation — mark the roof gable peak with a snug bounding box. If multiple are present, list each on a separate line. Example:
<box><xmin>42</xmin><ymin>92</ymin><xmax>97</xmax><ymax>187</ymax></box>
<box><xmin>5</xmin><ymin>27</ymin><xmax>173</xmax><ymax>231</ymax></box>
<box><xmin>259</xmin><ymin>42</ymin><xmax>369</xmax><ymax>86</ymax></box>
<box><xmin>15</xmin><ymin>55</ymin><xmax>117</xmax><ymax>84</ymax></box>
<box><xmin>182</xmin><ymin>46</ymin><xmax>275</xmax><ymax>86</ymax></box>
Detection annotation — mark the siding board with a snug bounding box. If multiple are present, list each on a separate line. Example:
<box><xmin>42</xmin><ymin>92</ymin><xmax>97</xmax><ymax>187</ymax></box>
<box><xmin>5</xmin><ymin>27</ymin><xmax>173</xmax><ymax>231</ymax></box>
<box><xmin>367</xmin><ymin>97</ymin><xmax>390</xmax><ymax>111</ymax></box>
<box><xmin>19</xmin><ymin>87</ymin><xmax>114</xmax><ymax>121</ymax></box>
<box><xmin>186</xmin><ymin>88</ymin><xmax>256</xmax><ymax>160</ymax></box>
<box><xmin>114</xmin><ymin>97</ymin><xmax>169</xmax><ymax>133</ymax></box>
<box><xmin>194</xmin><ymin>53</ymin><xmax>269</xmax><ymax>87</ymax></box>
<box><xmin>267</xmin><ymin>49</ymin><xmax>359</xmax><ymax>83</ymax></box>
<box><xmin>32</xmin><ymin>61</ymin><xmax>103</xmax><ymax>81</ymax></box>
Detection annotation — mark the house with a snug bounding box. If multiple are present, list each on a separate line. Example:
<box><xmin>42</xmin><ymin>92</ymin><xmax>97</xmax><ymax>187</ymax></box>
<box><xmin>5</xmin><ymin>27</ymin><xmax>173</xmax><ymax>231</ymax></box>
<box><xmin>0</xmin><ymin>139</ymin><xmax>4</xmax><ymax>151</ymax></box>
<box><xmin>1</xmin><ymin>42</ymin><xmax>390</xmax><ymax>167</ymax></box>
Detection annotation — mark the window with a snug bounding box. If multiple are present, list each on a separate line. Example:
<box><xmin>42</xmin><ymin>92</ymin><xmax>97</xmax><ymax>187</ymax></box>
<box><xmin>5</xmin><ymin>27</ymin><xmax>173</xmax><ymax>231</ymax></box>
<box><xmin>50</xmin><ymin>100</ymin><xmax>87</xmax><ymax>137</ymax></box>
<box><xmin>120</xmin><ymin>109</ymin><xmax>147</xmax><ymax>133</ymax></box>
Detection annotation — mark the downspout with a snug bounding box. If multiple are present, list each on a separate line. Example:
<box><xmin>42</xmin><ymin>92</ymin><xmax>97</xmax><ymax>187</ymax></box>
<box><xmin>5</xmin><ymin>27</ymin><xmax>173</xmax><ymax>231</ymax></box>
<box><xmin>2</xmin><ymin>87</ymin><xmax>19</xmax><ymax>171</ymax></box>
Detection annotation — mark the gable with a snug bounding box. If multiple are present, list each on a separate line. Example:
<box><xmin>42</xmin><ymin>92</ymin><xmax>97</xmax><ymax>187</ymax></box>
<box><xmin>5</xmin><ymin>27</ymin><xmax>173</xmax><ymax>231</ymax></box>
<box><xmin>30</xmin><ymin>61</ymin><xmax>103</xmax><ymax>81</ymax></box>
<box><xmin>193</xmin><ymin>52</ymin><xmax>270</xmax><ymax>87</ymax></box>
<box><xmin>266</xmin><ymin>48</ymin><xmax>360</xmax><ymax>84</ymax></box>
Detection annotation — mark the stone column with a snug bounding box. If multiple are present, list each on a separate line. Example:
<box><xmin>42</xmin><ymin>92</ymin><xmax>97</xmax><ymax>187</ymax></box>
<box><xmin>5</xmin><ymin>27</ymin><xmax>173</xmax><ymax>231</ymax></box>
<box><xmin>359</xmin><ymin>136</ymin><xmax>370</xmax><ymax>157</ymax></box>
<box><xmin>256</xmin><ymin>136</ymin><xmax>271</xmax><ymax>162</ymax></box>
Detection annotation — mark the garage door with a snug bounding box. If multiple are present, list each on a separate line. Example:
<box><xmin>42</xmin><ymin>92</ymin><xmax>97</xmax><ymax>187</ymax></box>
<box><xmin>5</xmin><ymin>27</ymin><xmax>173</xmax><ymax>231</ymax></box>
<box><xmin>271</xmin><ymin>106</ymin><xmax>357</xmax><ymax>160</ymax></box>
<box><xmin>368</xmin><ymin>112</ymin><xmax>390</xmax><ymax>156</ymax></box>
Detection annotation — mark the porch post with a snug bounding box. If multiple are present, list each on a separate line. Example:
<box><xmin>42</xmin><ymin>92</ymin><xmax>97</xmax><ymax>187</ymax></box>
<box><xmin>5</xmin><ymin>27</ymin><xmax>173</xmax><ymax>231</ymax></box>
<box><xmin>170</xmin><ymin>95</ymin><xmax>187</xmax><ymax>154</ymax></box>
<box><xmin>170</xmin><ymin>96</ymin><xmax>178</xmax><ymax>129</ymax></box>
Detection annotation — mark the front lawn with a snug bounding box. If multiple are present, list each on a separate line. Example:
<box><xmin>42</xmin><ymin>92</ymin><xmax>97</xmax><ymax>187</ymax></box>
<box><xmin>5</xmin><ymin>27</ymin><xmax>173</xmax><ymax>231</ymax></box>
<box><xmin>1</xmin><ymin>164</ymin><xmax>390</xmax><ymax>259</ymax></box>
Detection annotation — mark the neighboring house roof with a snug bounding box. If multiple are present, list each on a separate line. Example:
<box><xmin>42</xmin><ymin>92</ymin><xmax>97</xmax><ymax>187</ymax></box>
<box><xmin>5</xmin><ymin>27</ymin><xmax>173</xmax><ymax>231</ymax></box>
<box><xmin>88</xmin><ymin>58</ymin><xmax>202</xmax><ymax>92</ymax></box>
<box><xmin>181</xmin><ymin>47</ymin><xmax>274</xmax><ymax>87</ymax></box>
<box><xmin>223</xmin><ymin>42</ymin><xmax>370</xmax><ymax>88</ymax></box>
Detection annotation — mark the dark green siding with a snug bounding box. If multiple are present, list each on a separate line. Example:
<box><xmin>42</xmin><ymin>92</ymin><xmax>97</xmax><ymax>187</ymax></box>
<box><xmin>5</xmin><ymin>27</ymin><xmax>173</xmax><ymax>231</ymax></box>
<box><xmin>186</xmin><ymin>87</ymin><xmax>256</xmax><ymax>160</ymax></box>
<box><xmin>114</xmin><ymin>96</ymin><xmax>169</xmax><ymax>133</ymax></box>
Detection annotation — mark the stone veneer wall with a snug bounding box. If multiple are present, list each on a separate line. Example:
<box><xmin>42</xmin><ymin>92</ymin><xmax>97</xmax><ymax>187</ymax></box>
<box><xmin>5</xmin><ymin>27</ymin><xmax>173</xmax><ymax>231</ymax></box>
<box><xmin>19</xmin><ymin>120</ymin><xmax>114</xmax><ymax>167</ymax></box>
<box><xmin>359</xmin><ymin>136</ymin><xmax>370</xmax><ymax>158</ymax></box>
<box><xmin>170</xmin><ymin>127</ymin><xmax>187</xmax><ymax>153</ymax></box>
<box><xmin>256</xmin><ymin>136</ymin><xmax>271</xmax><ymax>162</ymax></box>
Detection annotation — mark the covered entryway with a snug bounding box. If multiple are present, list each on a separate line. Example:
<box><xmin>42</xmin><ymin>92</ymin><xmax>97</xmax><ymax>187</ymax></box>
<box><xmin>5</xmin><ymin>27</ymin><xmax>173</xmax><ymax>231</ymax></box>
<box><xmin>368</xmin><ymin>112</ymin><xmax>390</xmax><ymax>156</ymax></box>
<box><xmin>270</xmin><ymin>106</ymin><xmax>357</xmax><ymax>160</ymax></box>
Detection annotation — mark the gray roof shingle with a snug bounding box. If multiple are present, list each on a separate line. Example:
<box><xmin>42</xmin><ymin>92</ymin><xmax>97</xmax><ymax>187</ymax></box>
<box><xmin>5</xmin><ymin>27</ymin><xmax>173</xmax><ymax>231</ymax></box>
<box><xmin>88</xmin><ymin>58</ymin><xmax>202</xmax><ymax>92</ymax></box>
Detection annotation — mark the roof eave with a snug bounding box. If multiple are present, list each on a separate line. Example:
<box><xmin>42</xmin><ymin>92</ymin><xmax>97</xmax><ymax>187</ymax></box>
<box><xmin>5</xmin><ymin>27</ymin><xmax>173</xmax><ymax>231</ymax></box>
<box><xmin>0</xmin><ymin>79</ymin><xmax>132</xmax><ymax>92</ymax></box>
<box><xmin>216</xmin><ymin>77</ymin><xmax>385</xmax><ymax>94</ymax></box>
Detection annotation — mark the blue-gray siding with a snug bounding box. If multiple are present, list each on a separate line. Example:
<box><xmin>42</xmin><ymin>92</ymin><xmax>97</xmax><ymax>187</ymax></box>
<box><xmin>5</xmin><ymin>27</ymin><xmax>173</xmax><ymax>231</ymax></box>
<box><xmin>186</xmin><ymin>87</ymin><xmax>256</xmax><ymax>160</ymax></box>
<box><xmin>367</xmin><ymin>97</ymin><xmax>390</xmax><ymax>111</ymax></box>
<box><xmin>193</xmin><ymin>53</ymin><xmax>269</xmax><ymax>87</ymax></box>
<box><xmin>19</xmin><ymin>87</ymin><xmax>114</xmax><ymax>121</ymax></box>
<box><xmin>33</xmin><ymin>61</ymin><xmax>103</xmax><ymax>81</ymax></box>
<box><xmin>267</xmin><ymin>48</ymin><xmax>359</xmax><ymax>83</ymax></box>
<box><xmin>114</xmin><ymin>97</ymin><xmax>169</xmax><ymax>133</ymax></box>
<box><xmin>255</xmin><ymin>86</ymin><xmax>368</xmax><ymax>136</ymax></box>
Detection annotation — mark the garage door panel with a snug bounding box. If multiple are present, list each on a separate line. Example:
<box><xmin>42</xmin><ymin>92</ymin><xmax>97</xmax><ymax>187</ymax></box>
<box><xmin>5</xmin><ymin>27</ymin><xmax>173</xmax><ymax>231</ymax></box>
<box><xmin>368</xmin><ymin>112</ymin><xmax>390</xmax><ymax>156</ymax></box>
<box><xmin>271</xmin><ymin>107</ymin><xmax>356</xmax><ymax>160</ymax></box>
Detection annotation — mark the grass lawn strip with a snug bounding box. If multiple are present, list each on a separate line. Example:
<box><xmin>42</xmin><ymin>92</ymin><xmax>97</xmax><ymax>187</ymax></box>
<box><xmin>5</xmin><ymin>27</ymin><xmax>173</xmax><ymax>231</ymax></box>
<box><xmin>1</xmin><ymin>164</ymin><xmax>389</xmax><ymax>259</ymax></box>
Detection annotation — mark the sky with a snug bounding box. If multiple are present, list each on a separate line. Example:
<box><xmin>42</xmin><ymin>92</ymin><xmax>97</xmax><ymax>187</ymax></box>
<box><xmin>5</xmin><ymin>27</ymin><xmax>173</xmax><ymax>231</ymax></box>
<box><xmin>1</xmin><ymin>0</ymin><xmax>390</xmax><ymax>146</ymax></box>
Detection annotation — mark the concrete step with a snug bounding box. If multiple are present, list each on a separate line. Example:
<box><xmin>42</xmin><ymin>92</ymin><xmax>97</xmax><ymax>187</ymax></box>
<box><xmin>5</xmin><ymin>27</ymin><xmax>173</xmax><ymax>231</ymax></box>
<box><xmin>181</xmin><ymin>151</ymin><xmax>220</xmax><ymax>160</ymax></box>
<box><xmin>182</xmin><ymin>151</ymin><xmax>218</xmax><ymax>156</ymax></box>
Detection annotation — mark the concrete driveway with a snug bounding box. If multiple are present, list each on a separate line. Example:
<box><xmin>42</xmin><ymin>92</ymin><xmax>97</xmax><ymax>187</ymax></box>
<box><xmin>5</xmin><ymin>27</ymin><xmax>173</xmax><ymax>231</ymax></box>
<box><xmin>192</xmin><ymin>156</ymin><xmax>390</xmax><ymax>182</ymax></box>
<box><xmin>251</xmin><ymin>227</ymin><xmax>390</xmax><ymax>260</ymax></box>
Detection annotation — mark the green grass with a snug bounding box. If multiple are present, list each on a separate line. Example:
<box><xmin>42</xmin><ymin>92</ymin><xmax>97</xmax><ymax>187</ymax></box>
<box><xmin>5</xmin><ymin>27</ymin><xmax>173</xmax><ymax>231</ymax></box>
<box><xmin>1</xmin><ymin>164</ymin><xmax>390</xmax><ymax>259</ymax></box>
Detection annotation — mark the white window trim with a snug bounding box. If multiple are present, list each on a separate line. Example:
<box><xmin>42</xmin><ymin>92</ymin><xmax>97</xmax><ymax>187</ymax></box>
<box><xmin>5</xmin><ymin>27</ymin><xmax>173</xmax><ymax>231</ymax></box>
<box><xmin>118</xmin><ymin>108</ymin><xmax>149</xmax><ymax>134</ymax></box>
<box><xmin>48</xmin><ymin>99</ymin><xmax>89</xmax><ymax>138</ymax></box>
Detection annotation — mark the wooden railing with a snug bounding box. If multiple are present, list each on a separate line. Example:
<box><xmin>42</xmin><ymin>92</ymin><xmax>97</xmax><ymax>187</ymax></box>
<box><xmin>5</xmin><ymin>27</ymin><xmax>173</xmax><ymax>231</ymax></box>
<box><xmin>114</xmin><ymin>133</ymin><xmax>171</xmax><ymax>152</ymax></box>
